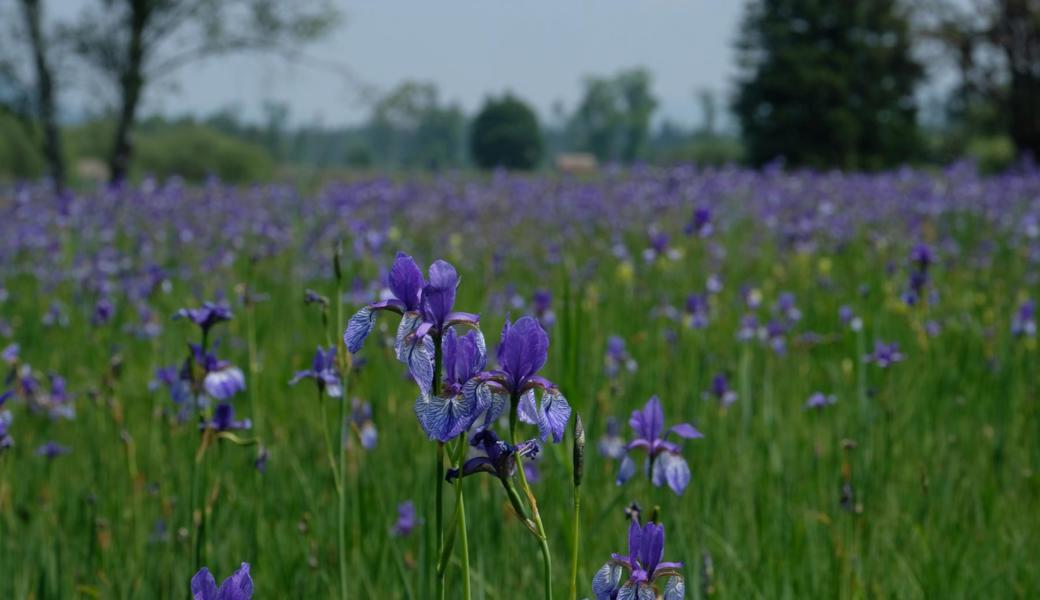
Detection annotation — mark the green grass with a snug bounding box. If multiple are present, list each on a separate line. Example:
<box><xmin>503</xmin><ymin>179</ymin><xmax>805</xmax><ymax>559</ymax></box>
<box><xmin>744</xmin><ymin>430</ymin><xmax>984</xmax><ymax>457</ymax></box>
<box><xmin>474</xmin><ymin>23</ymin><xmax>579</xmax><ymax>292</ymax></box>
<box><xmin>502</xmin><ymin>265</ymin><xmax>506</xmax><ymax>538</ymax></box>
<box><xmin>0</xmin><ymin>216</ymin><xmax>1037</xmax><ymax>599</ymax></box>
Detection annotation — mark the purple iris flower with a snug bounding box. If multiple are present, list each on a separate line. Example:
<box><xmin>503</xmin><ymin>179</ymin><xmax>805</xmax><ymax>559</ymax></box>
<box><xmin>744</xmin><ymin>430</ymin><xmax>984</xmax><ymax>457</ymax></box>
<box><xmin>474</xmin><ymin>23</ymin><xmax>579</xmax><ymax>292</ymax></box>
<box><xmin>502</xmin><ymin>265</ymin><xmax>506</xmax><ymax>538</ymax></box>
<box><xmin>598</xmin><ymin>416</ymin><xmax>626</xmax><ymax>460</ymax></box>
<box><xmin>762</xmin><ymin>319</ymin><xmax>788</xmax><ymax>355</ymax></box>
<box><xmin>92</xmin><ymin>297</ymin><xmax>115</xmax><ymax>326</ymax></box>
<box><xmin>805</xmin><ymin>392</ymin><xmax>837</xmax><ymax>410</ymax></box>
<box><xmin>685</xmin><ymin>293</ymin><xmax>709</xmax><ymax>329</ymax></box>
<box><xmin>865</xmin><ymin>341</ymin><xmax>904</xmax><ymax>368</ymax></box>
<box><xmin>18</xmin><ymin>365</ymin><xmax>40</xmax><ymax>398</ymax></box>
<box><xmin>605</xmin><ymin>336</ymin><xmax>637</xmax><ymax>379</ymax></box>
<box><xmin>192</xmin><ymin>345</ymin><xmax>245</xmax><ymax>400</ymax></box>
<box><xmin>911</xmin><ymin>243</ymin><xmax>934</xmax><ymax>270</ymax></box>
<box><xmin>191</xmin><ymin>563</ymin><xmax>253</xmax><ymax>600</ymax></box>
<box><xmin>775</xmin><ymin>292</ymin><xmax>801</xmax><ymax>323</ymax></box>
<box><xmin>736</xmin><ymin>314</ymin><xmax>758</xmax><ymax>342</ymax></box>
<box><xmin>350</xmin><ymin>398</ymin><xmax>378</xmax><ymax>449</ymax></box>
<box><xmin>445</xmin><ymin>429</ymin><xmax>539</xmax><ymax>483</ymax></box>
<box><xmin>414</xmin><ymin>327</ymin><xmax>487</xmax><ymax>442</ymax></box>
<box><xmin>36</xmin><ymin>440</ymin><xmax>71</xmax><ymax>459</ymax></box>
<box><xmin>174</xmin><ymin>302</ymin><xmax>233</xmax><ymax>334</ymax></box>
<box><xmin>200</xmin><ymin>402</ymin><xmax>251</xmax><ymax>431</ymax></box>
<box><xmin>391</xmin><ymin>500</ymin><xmax>418</xmax><ymax>537</ymax></box>
<box><xmin>151</xmin><ymin>366</ymin><xmax>192</xmax><ymax>406</ymax></box>
<box><xmin>1012</xmin><ymin>300</ymin><xmax>1036</xmax><ymax>337</ymax></box>
<box><xmin>685</xmin><ymin>206</ymin><xmax>712</xmax><ymax>237</ymax></box>
<box><xmin>0</xmin><ymin>390</ymin><xmax>10</xmax><ymax>407</ymax></box>
<box><xmin>532</xmin><ymin>290</ymin><xmax>555</xmax><ymax>328</ymax></box>
<box><xmin>463</xmin><ymin>316</ymin><xmax>571</xmax><ymax>443</ymax></box>
<box><xmin>289</xmin><ymin>346</ymin><xmax>342</xmax><ymax>398</ymax></box>
<box><xmin>706</xmin><ymin>374</ymin><xmax>737</xmax><ymax>407</ymax></box>
<box><xmin>839</xmin><ymin>305</ymin><xmax>862</xmax><ymax>332</ymax></box>
<box><xmin>0</xmin><ymin>411</ymin><xmax>12</xmax><ymax>451</ymax></box>
<box><xmin>616</xmin><ymin>396</ymin><xmax>702</xmax><ymax>496</ymax></box>
<box><xmin>344</xmin><ymin>252</ymin><xmax>479</xmax><ymax>393</ymax></box>
<box><xmin>1</xmin><ymin>343</ymin><xmax>18</xmax><ymax>365</ymax></box>
<box><xmin>593</xmin><ymin>520</ymin><xmax>685</xmax><ymax>600</ymax></box>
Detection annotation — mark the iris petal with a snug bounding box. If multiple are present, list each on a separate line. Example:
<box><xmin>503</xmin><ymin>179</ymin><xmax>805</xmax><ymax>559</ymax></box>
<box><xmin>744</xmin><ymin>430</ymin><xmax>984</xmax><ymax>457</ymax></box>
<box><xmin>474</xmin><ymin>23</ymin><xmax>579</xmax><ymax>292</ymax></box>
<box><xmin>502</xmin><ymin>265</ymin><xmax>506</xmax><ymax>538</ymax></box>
<box><xmin>663</xmin><ymin>576</ymin><xmax>686</xmax><ymax>600</ymax></box>
<box><xmin>190</xmin><ymin>568</ymin><xmax>219</xmax><ymax>600</ymax></box>
<box><xmin>537</xmin><ymin>389</ymin><xmax>571</xmax><ymax>443</ymax></box>
<box><xmin>592</xmin><ymin>562</ymin><xmax>624</xmax><ymax>600</ymax></box>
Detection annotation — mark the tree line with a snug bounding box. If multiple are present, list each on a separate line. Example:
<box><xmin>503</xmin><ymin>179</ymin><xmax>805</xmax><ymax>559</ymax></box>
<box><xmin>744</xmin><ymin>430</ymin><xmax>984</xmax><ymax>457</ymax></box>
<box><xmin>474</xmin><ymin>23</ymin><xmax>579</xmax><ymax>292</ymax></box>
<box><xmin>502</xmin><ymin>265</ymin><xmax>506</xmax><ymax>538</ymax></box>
<box><xmin>2</xmin><ymin>0</ymin><xmax>1039</xmax><ymax>183</ymax></box>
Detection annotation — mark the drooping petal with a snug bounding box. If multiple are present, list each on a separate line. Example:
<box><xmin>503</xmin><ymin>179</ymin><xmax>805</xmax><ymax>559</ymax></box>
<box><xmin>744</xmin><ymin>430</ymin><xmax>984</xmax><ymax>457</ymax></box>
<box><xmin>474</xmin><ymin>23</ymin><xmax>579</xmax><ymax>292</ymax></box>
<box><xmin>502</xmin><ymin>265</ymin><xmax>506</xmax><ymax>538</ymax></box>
<box><xmin>190</xmin><ymin>568</ymin><xmax>219</xmax><ymax>600</ymax></box>
<box><xmin>204</xmin><ymin>367</ymin><xmax>245</xmax><ymax>400</ymax></box>
<box><xmin>388</xmin><ymin>252</ymin><xmax>424</xmax><ymax>311</ymax></box>
<box><xmin>616</xmin><ymin>454</ymin><xmax>638</xmax><ymax>485</ymax></box>
<box><xmin>216</xmin><ymin>562</ymin><xmax>253</xmax><ymax>600</ymax></box>
<box><xmin>537</xmin><ymin>389</ymin><xmax>571</xmax><ymax>443</ymax></box>
<box><xmin>344</xmin><ymin>306</ymin><xmax>376</xmax><ymax>354</ymax></box>
<box><xmin>517</xmin><ymin>390</ymin><xmax>539</xmax><ymax>425</ymax></box>
<box><xmin>592</xmin><ymin>562</ymin><xmax>624</xmax><ymax>600</ymax></box>
<box><xmin>396</xmin><ymin>313</ymin><xmax>435</xmax><ymax>395</ymax></box>
<box><xmin>652</xmin><ymin>451</ymin><xmax>691</xmax><ymax>495</ymax></box>
<box><xmin>445</xmin><ymin>456</ymin><xmax>495</xmax><ymax>483</ymax></box>
<box><xmin>445</xmin><ymin>311</ymin><xmax>480</xmax><ymax>328</ymax></box>
<box><xmin>668</xmin><ymin>423</ymin><xmax>703</xmax><ymax>439</ymax></box>
<box><xmin>663</xmin><ymin>577</ymin><xmax>685</xmax><ymax>600</ymax></box>
<box><xmin>617</xmin><ymin>581</ymin><xmax>656</xmax><ymax>600</ymax></box>
<box><xmin>414</xmin><ymin>392</ymin><xmax>475</xmax><ymax>443</ymax></box>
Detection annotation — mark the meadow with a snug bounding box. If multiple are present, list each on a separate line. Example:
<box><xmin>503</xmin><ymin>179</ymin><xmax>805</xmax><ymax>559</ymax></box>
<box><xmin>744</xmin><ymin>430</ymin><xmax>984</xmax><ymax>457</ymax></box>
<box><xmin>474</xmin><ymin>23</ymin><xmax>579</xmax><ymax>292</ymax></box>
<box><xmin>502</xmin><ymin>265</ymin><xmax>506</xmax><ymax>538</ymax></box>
<box><xmin>1</xmin><ymin>163</ymin><xmax>1038</xmax><ymax>598</ymax></box>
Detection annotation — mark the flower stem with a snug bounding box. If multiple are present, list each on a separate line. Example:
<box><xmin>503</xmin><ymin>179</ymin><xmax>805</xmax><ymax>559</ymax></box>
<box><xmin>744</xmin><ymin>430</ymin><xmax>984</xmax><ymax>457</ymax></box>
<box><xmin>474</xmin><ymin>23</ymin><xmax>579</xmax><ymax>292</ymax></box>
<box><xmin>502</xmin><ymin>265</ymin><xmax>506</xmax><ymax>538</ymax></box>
<box><xmin>569</xmin><ymin>485</ymin><xmax>581</xmax><ymax>600</ymax></box>
<box><xmin>452</xmin><ymin>439</ymin><xmax>472</xmax><ymax>600</ymax></box>
<box><xmin>510</xmin><ymin>393</ymin><xmax>553</xmax><ymax>600</ymax></box>
<box><xmin>434</xmin><ymin>441</ymin><xmax>445</xmax><ymax>600</ymax></box>
<box><xmin>337</xmin><ymin>379</ymin><xmax>349</xmax><ymax>600</ymax></box>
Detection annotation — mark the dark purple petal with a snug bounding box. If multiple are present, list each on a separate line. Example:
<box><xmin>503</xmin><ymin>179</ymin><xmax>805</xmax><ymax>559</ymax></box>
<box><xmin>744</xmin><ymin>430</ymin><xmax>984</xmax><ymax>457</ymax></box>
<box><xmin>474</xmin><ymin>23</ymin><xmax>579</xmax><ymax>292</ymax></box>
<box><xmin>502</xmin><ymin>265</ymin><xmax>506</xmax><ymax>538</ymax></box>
<box><xmin>388</xmin><ymin>252</ymin><xmax>424</xmax><ymax>311</ymax></box>
<box><xmin>668</xmin><ymin>423</ymin><xmax>703</xmax><ymax>439</ymax></box>
<box><xmin>216</xmin><ymin>562</ymin><xmax>253</xmax><ymax>600</ymax></box>
<box><xmin>191</xmin><ymin>568</ymin><xmax>219</xmax><ymax>600</ymax></box>
<box><xmin>497</xmin><ymin>316</ymin><xmax>549</xmax><ymax>390</ymax></box>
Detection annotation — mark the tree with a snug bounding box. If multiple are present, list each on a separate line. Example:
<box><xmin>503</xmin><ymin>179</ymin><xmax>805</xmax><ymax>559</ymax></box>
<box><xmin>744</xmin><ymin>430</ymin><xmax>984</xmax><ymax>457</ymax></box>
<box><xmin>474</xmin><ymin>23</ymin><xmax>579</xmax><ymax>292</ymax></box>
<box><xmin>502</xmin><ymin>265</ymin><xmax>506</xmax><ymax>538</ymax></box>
<box><xmin>733</xmin><ymin>0</ymin><xmax>924</xmax><ymax>169</ymax></box>
<box><xmin>569</xmin><ymin>68</ymin><xmax>658</xmax><ymax>163</ymax></box>
<box><xmin>66</xmin><ymin>0</ymin><xmax>337</xmax><ymax>183</ymax></box>
<box><xmin>365</xmin><ymin>81</ymin><xmax>465</xmax><ymax>169</ymax></box>
<box><xmin>925</xmin><ymin>0</ymin><xmax>1040</xmax><ymax>161</ymax></box>
<box><xmin>470</xmin><ymin>94</ymin><xmax>543</xmax><ymax>170</ymax></box>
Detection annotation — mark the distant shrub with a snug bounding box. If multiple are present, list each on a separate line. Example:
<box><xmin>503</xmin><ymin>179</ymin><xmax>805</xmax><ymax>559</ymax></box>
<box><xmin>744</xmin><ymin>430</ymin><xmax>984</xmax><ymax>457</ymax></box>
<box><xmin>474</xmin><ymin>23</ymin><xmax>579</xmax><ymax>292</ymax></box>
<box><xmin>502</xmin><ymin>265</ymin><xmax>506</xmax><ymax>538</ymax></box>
<box><xmin>135</xmin><ymin>125</ymin><xmax>275</xmax><ymax>182</ymax></box>
<box><xmin>0</xmin><ymin>112</ymin><xmax>44</xmax><ymax>180</ymax></box>
<box><xmin>966</xmin><ymin>135</ymin><xmax>1016</xmax><ymax>174</ymax></box>
<box><xmin>470</xmin><ymin>95</ymin><xmax>543</xmax><ymax>170</ymax></box>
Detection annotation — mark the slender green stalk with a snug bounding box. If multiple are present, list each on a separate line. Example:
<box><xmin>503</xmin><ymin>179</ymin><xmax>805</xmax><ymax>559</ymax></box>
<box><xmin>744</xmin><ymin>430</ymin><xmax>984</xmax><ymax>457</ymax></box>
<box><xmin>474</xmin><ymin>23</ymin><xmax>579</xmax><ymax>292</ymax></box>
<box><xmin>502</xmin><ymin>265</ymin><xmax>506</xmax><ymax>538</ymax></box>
<box><xmin>337</xmin><ymin>362</ymin><xmax>349</xmax><ymax>600</ymax></box>
<box><xmin>856</xmin><ymin>326</ymin><xmax>868</xmax><ymax>417</ymax></box>
<box><xmin>569</xmin><ymin>486</ymin><xmax>581</xmax><ymax>600</ymax></box>
<box><xmin>434</xmin><ymin>441</ymin><xmax>445</xmax><ymax>600</ymax></box>
<box><xmin>451</xmin><ymin>437</ymin><xmax>472</xmax><ymax>600</ymax></box>
<box><xmin>510</xmin><ymin>393</ymin><xmax>553</xmax><ymax>600</ymax></box>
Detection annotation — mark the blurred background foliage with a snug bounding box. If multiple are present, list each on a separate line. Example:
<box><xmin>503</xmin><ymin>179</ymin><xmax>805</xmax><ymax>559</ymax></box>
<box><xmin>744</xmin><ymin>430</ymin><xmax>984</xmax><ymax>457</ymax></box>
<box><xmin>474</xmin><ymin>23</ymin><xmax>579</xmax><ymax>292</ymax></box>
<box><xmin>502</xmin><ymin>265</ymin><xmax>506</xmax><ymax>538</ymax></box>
<box><xmin>1</xmin><ymin>0</ymin><xmax>1039</xmax><ymax>184</ymax></box>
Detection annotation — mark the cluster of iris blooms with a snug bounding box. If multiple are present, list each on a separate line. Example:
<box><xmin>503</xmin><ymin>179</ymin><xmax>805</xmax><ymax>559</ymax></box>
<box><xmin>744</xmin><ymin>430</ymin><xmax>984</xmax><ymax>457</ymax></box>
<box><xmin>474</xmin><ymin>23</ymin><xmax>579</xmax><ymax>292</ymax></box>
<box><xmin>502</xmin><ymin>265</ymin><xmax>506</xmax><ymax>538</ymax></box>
<box><xmin>339</xmin><ymin>251</ymin><xmax>693</xmax><ymax>600</ymax></box>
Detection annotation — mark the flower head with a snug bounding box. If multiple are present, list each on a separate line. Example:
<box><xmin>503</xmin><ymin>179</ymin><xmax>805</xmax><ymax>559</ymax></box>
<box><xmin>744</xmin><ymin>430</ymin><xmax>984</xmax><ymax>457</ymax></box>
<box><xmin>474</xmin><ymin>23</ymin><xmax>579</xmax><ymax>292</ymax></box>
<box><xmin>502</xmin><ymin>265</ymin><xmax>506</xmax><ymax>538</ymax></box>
<box><xmin>445</xmin><ymin>429</ymin><xmax>539</xmax><ymax>483</ymax></box>
<box><xmin>174</xmin><ymin>302</ymin><xmax>233</xmax><ymax>334</ymax></box>
<box><xmin>1012</xmin><ymin>299</ymin><xmax>1036</xmax><ymax>337</ymax></box>
<box><xmin>391</xmin><ymin>500</ymin><xmax>418</xmax><ymax>537</ymax></box>
<box><xmin>805</xmin><ymin>392</ymin><xmax>837</xmax><ymax>410</ymax></box>
<box><xmin>191</xmin><ymin>563</ymin><xmax>253</xmax><ymax>600</ymax></box>
<box><xmin>289</xmin><ymin>346</ymin><xmax>342</xmax><ymax>398</ymax></box>
<box><xmin>36</xmin><ymin>440</ymin><xmax>70</xmax><ymax>459</ymax></box>
<box><xmin>200</xmin><ymin>402</ymin><xmax>251</xmax><ymax>432</ymax></box>
<box><xmin>707</xmin><ymin>373</ymin><xmax>737</xmax><ymax>407</ymax></box>
<box><xmin>350</xmin><ymin>398</ymin><xmax>378</xmax><ymax>449</ymax></box>
<box><xmin>414</xmin><ymin>327</ymin><xmax>487</xmax><ymax>442</ymax></box>
<box><xmin>865</xmin><ymin>341</ymin><xmax>904</xmax><ymax>368</ymax></box>
<box><xmin>616</xmin><ymin>396</ymin><xmax>702</xmax><ymax>495</ymax></box>
<box><xmin>0</xmin><ymin>411</ymin><xmax>13</xmax><ymax>451</ymax></box>
<box><xmin>593</xmin><ymin>521</ymin><xmax>684</xmax><ymax>600</ymax></box>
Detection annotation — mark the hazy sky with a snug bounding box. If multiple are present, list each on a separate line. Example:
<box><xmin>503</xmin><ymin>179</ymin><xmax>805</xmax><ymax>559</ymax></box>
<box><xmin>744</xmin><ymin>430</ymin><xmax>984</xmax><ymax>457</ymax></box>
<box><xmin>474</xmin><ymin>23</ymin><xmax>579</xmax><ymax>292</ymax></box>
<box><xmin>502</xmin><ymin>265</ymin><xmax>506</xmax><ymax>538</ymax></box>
<box><xmin>59</xmin><ymin>1</ymin><xmax>746</xmax><ymax>127</ymax></box>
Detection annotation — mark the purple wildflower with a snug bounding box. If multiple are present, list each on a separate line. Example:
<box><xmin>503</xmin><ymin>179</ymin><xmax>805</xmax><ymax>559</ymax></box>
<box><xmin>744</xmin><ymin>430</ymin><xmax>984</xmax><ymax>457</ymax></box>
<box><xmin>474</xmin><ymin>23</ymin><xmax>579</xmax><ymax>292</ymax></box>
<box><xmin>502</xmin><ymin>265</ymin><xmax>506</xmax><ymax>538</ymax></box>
<box><xmin>36</xmin><ymin>440</ymin><xmax>70</xmax><ymax>459</ymax></box>
<box><xmin>200</xmin><ymin>403</ymin><xmax>251</xmax><ymax>432</ymax></box>
<box><xmin>0</xmin><ymin>411</ymin><xmax>12</xmax><ymax>451</ymax></box>
<box><xmin>414</xmin><ymin>327</ymin><xmax>486</xmax><ymax>442</ymax></box>
<box><xmin>685</xmin><ymin>293</ymin><xmax>710</xmax><ymax>329</ymax></box>
<box><xmin>350</xmin><ymin>398</ymin><xmax>378</xmax><ymax>449</ymax></box>
<box><xmin>532</xmin><ymin>290</ymin><xmax>555</xmax><ymax>328</ymax></box>
<box><xmin>1</xmin><ymin>343</ymin><xmax>18</xmax><ymax>365</ymax></box>
<box><xmin>805</xmin><ymin>392</ymin><xmax>837</xmax><ymax>410</ymax></box>
<box><xmin>685</xmin><ymin>206</ymin><xmax>713</xmax><ymax>237</ymax></box>
<box><xmin>191</xmin><ymin>563</ymin><xmax>253</xmax><ymax>600</ymax></box>
<box><xmin>616</xmin><ymin>396</ymin><xmax>702</xmax><ymax>495</ymax></box>
<box><xmin>593</xmin><ymin>520</ymin><xmax>685</xmax><ymax>600</ymax></box>
<box><xmin>839</xmin><ymin>305</ymin><xmax>862</xmax><ymax>332</ymax></box>
<box><xmin>865</xmin><ymin>341</ymin><xmax>904</xmax><ymax>368</ymax></box>
<box><xmin>598</xmin><ymin>416</ymin><xmax>626</xmax><ymax>460</ymax></box>
<box><xmin>605</xmin><ymin>336</ymin><xmax>637</xmax><ymax>379</ymax></box>
<box><xmin>174</xmin><ymin>302</ymin><xmax>233</xmax><ymax>334</ymax></box>
<box><xmin>706</xmin><ymin>374</ymin><xmax>737</xmax><ymax>407</ymax></box>
<box><xmin>289</xmin><ymin>346</ymin><xmax>342</xmax><ymax>398</ymax></box>
<box><xmin>1012</xmin><ymin>300</ymin><xmax>1036</xmax><ymax>337</ymax></box>
<box><xmin>391</xmin><ymin>500</ymin><xmax>418</xmax><ymax>537</ymax></box>
<box><xmin>445</xmin><ymin>429</ymin><xmax>539</xmax><ymax>483</ymax></box>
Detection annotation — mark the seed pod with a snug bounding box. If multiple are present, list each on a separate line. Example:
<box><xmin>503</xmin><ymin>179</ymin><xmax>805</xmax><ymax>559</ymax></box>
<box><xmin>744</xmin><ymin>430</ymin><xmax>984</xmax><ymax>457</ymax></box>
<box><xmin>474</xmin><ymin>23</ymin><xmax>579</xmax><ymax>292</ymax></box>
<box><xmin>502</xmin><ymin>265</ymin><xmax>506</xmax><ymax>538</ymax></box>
<box><xmin>333</xmin><ymin>240</ymin><xmax>343</xmax><ymax>282</ymax></box>
<box><xmin>572</xmin><ymin>412</ymin><xmax>585</xmax><ymax>488</ymax></box>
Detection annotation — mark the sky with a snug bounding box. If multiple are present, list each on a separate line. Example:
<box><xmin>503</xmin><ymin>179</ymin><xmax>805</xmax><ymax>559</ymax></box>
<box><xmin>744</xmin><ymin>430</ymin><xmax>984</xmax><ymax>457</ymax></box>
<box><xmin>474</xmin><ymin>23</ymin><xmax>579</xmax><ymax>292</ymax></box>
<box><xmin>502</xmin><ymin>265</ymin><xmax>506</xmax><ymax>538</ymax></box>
<box><xmin>54</xmin><ymin>0</ymin><xmax>746</xmax><ymax>128</ymax></box>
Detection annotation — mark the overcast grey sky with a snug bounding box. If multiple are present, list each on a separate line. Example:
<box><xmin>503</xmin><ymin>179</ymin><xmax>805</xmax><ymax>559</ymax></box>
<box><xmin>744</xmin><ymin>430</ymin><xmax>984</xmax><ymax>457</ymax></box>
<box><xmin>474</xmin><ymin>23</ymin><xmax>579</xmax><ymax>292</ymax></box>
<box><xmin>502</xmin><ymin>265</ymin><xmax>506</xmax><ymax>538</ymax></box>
<box><xmin>59</xmin><ymin>1</ymin><xmax>746</xmax><ymax>127</ymax></box>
